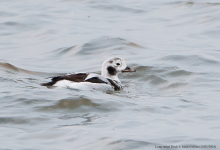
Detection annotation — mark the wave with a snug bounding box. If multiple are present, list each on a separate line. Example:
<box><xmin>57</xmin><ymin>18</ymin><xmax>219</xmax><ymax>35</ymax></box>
<box><xmin>0</xmin><ymin>62</ymin><xmax>64</xmax><ymax>77</ymax></box>
<box><xmin>45</xmin><ymin>36</ymin><xmax>144</xmax><ymax>58</ymax></box>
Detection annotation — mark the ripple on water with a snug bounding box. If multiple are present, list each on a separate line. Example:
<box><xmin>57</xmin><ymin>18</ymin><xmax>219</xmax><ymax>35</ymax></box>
<box><xmin>36</xmin><ymin>96</ymin><xmax>123</xmax><ymax>113</ymax></box>
<box><xmin>107</xmin><ymin>139</ymin><xmax>157</xmax><ymax>150</ymax></box>
<box><xmin>48</xmin><ymin>36</ymin><xmax>144</xmax><ymax>58</ymax></box>
<box><xmin>90</xmin><ymin>3</ymin><xmax>146</xmax><ymax>13</ymax></box>
<box><xmin>0</xmin><ymin>62</ymin><xmax>63</xmax><ymax>77</ymax></box>
<box><xmin>0</xmin><ymin>116</ymin><xmax>48</xmax><ymax>129</ymax></box>
<box><xmin>120</xmin><ymin>64</ymin><xmax>191</xmax><ymax>93</ymax></box>
<box><xmin>160</xmin><ymin>54</ymin><xmax>220</xmax><ymax>66</ymax></box>
<box><xmin>0</xmin><ymin>117</ymin><xmax>30</xmax><ymax>125</ymax></box>
<box><xmin>164</xmin><ymin>70</ymin><xmax>193</xmax><ymax>77</ymax></box>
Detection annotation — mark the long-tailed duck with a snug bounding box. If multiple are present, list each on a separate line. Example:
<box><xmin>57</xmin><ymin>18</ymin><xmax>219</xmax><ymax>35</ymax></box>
<box><xmin>41</xmin><ymin>57</ymin><xmax>136</xmax><ymax>93</ymax></box>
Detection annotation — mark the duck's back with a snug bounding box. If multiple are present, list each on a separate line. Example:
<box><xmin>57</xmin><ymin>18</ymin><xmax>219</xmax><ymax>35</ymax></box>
<box><xmin>41</xmin><ymin>73</ymin><xmax>115</xmax><ymax>92</ymax></box>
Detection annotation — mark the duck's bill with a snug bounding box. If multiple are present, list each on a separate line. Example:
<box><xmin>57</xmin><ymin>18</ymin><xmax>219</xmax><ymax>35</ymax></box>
<box><xmin>122</xmin><ymin>66</ymin><xmax>136</xmax><ymax>73</ymax></box>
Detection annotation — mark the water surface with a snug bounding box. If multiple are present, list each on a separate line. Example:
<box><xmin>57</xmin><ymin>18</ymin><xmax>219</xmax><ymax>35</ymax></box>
<box><xmin>0</xmin><ymin>0</ymin><xmax>220</xmax><ymax>149</ymax></box>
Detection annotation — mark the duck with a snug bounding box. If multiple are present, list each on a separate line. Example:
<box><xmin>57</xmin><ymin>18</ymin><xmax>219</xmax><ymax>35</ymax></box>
<box><xmin>41</xmin><ymin>57</ymin><xmax>136</xmax><ymax>93</ymax></box>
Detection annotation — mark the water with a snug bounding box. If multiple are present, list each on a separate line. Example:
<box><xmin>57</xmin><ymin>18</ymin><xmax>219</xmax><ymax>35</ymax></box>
<box><xmin>0</xmin><ymin>0</ymin><xmax>220</xmax><ymax>149</ymax></box>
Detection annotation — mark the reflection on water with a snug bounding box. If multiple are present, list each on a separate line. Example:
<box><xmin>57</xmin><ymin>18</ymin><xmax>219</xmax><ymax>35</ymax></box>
<box><xmin>0</xmin><ymin>0</ymin><xmax>220</xmax><ymax>149</ymax></box>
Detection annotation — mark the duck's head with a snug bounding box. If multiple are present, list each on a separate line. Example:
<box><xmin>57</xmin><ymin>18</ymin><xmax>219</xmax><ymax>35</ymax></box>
<box><xmin>101</xmin><ymin>57</ymin><xmax>136</xmax><ymax>81</ymax></box>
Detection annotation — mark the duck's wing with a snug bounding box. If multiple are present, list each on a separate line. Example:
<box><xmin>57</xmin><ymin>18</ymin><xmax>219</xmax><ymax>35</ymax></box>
<box><xmin>41</xmin><ymin>73</ymin><xmax>109</xmax><ymax>86</ymax></box>
<box><xmin>41</xmin><ymin>73</ymin><xmax>88</xmax><ymax>86</ymax></box>
<box><xmin>84</xmin><ymin>73</ymin><xmax>110</xmax><ymax>84</ymax></box>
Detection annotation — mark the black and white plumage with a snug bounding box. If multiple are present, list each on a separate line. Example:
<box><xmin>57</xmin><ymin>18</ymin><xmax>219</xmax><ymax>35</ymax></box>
<box><xmin>41</xmin><ymin>57</ymin><xmax>136</xmax><ymax>93</ymax></box>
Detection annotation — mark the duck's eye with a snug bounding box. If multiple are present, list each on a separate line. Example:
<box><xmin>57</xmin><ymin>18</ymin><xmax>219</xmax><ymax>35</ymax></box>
<box><xmin>116</xmin><ymin>63</ymin><xmax>120</xmax><ymax>66</ymax></box>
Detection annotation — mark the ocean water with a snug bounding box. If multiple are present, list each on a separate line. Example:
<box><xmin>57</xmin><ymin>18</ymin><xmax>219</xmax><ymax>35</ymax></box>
<box><xmin>0</xmin><ymin>0</ymin><xmax>220</xmax><ymax>149</ymax></box>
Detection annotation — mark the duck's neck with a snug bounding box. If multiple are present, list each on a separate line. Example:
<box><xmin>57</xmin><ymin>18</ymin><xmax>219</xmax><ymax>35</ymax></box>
<box><xmin>102</xmin><ymin>73</ymin><xmax>120</xmax><ymax>83</ymax></box>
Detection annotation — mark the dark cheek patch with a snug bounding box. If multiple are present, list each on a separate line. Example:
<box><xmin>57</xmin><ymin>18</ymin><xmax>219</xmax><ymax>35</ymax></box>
<box><xmin>107</xmin><ymin>66</ymin><xmax>117</xmax><ymax>76</ymax></box>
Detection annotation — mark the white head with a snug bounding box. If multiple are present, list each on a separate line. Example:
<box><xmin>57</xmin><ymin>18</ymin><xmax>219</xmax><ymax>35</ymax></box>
<box><xmin>101</xmin><ymin>57</ymin><xmax>136</xmax><ymax>82</ymax></box>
